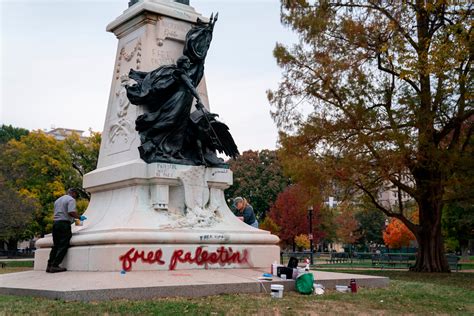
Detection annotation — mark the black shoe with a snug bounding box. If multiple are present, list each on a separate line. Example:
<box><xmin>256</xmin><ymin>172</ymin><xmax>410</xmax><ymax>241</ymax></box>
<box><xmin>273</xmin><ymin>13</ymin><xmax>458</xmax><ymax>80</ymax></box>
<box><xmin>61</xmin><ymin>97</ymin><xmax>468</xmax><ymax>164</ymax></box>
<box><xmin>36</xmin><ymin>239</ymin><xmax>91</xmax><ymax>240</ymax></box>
<box><xmin>49</xmin><ymin>266</ymin><xmax>67</xmax><ymax>273</ymax></box>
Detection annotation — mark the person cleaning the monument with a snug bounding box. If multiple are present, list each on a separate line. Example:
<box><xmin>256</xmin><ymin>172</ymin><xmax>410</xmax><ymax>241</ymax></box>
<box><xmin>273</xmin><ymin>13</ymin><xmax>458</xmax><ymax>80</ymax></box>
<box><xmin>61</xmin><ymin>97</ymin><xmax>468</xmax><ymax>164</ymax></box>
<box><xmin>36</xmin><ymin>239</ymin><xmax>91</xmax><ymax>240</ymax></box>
<box><xmin>46</xmin><ymin>188</ymin><xmax>86</xmax><ymax>273</ymax></box>
<box><xmin>233</xmin><ymin>197</ymin><xmax>258</xmax><ymax>228</ymax></box>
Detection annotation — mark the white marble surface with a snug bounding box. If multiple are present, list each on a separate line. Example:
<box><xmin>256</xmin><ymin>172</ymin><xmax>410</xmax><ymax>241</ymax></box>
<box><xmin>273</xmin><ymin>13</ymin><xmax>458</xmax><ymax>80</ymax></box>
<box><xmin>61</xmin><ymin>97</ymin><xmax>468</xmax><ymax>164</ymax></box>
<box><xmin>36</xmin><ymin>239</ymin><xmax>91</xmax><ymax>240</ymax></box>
<box><xmin>34</xmin><ymin>0</ymin><xmax>280</xmax><ymax>272</ymax></box>
<box><xmin>0</xmin><ymin>269</ymin><xmax>389</xmax><ymax>301</ymax></box>
<box><xmin>34</xmin><ymin>244</ymin><xmax>280</xmax><ymax>271</ymax></box>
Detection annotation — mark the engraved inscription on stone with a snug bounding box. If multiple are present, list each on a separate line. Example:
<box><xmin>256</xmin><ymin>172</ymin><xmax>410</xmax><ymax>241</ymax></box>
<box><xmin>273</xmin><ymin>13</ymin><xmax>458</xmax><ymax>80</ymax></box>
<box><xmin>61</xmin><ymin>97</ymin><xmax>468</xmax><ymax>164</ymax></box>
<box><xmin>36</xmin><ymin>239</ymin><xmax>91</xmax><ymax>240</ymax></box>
<box><xmin>155</xmin><ymin>49</ymin><xmax>175</xmax><ymax>66</ymax></box>
<box><xmin>156</xmin><ymin>164</ymin><xmax>178</xmax><ymax>178</ymax></box>
<box><xmin>211</xmin><ymin>169</ymin><xmax>228</xmax><ymax>177</ymax></box>
<box><xmin>156</xmin><ymin>18</ymin><xmax>191</xmax><ymax>46</ymax></box>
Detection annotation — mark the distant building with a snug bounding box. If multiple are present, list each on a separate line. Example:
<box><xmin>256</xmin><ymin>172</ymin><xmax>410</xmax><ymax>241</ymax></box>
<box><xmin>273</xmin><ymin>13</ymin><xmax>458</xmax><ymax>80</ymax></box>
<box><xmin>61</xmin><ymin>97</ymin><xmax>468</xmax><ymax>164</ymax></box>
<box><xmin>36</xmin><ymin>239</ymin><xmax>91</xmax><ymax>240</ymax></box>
<box><xmin>46</xmin><ymin>127</ymin><xmax>85</xmax><ymax>141</ymax></box>
<box><xmin>325</xmin><ymin>196</ymin><xmax>340</xmax><ymax>209</ymax></box>
<box><xmin>378</xmin><ymin>174</ymin><xmax>415</xmax><ymax>209</ymax></box>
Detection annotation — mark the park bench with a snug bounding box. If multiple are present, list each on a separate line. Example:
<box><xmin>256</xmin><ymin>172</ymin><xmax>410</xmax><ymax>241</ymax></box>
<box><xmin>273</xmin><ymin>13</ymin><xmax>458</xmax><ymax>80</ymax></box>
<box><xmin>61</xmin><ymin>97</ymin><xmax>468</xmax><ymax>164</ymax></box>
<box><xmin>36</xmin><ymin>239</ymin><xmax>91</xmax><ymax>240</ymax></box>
<box><xmin>372</xmin><ymin>254</ymin><xmax>410</xmax><ymax>268</ymax></box>
<box><xmin>446</xmin><ymin>254</ymin><xmax>461</xmax><ymax>272</ymax></box>
<box><xmin>281</xmin><ymin>251</ymin><xmax>319</xmax><ymax>265</ymax></box>
<box><xmin>326</xmin><ymin>252</ymin><xmax>349</xmax><ymax>264</ymax></box>
<box><xmin>355</xmin><ymin>253</ymin><xmax>372</xmax><ymax>263</ymax></box>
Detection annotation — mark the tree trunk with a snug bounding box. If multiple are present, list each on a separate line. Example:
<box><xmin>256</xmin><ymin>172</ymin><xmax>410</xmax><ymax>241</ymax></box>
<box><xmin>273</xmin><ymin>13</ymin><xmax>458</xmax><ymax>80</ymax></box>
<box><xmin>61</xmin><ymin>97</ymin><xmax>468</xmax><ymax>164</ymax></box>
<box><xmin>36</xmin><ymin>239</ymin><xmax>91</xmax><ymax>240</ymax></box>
<box><xmin>411</xmin><ymin>203</ymin><xmax>450</xmax><ymax>272</ymax></box>
<box><xmin>6</xmin><ymin>238</ymin><xmax>18</xmax><ymax>259</ymax></box>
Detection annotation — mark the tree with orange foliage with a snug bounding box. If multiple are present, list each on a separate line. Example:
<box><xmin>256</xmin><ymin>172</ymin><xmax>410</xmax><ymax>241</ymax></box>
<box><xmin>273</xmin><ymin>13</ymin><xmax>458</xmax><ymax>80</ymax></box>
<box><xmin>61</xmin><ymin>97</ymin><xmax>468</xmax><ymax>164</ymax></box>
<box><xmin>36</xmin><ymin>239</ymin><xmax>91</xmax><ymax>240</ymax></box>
<box><xmin>383</xmin><ymin>219</ymin><xmax>416</xmax><ymax>249</ymax></box>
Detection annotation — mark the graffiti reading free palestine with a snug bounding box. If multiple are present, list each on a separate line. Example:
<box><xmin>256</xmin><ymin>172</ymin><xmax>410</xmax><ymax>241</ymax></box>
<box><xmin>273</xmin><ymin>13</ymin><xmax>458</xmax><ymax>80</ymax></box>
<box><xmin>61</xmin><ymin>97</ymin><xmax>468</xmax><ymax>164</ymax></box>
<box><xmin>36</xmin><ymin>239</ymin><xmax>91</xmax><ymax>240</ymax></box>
<box><xmin>119</xmin><ymin>246</ymin><xmax>249</xmax><ymax>271</ymax></box>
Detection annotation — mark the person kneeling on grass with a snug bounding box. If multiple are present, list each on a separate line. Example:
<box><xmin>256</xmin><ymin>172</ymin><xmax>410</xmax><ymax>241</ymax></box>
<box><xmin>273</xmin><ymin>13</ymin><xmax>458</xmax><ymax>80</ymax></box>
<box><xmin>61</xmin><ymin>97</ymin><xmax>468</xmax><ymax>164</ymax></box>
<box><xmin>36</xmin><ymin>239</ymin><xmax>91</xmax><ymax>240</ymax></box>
<box><xmin>46</xmin><ymin>188</ymin><xmax>85</xmax><ymax>273</ymax></box>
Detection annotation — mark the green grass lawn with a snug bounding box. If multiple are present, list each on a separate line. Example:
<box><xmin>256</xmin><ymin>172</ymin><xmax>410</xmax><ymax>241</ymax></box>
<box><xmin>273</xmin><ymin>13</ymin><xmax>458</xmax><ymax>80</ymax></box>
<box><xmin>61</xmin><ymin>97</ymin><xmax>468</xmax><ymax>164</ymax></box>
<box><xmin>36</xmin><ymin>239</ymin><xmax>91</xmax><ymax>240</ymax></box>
<box><xmin>0</xmin><ymin>268</ymin><xmax>473</xmax><ymax>315</ymax></box>
<box><xmin>0</xmin><ymin>260</ymin><xmax>34</xmax><ymax>268</ymax></box>
<box><xmin>312</xmin><ymin>261</ymin><xmax>474</xmax><ymax>270</ymax></box>
<box><xmin>280</xmin><ymin>256</ymin><xmax>474</xmax><ymax>270</ymax></box>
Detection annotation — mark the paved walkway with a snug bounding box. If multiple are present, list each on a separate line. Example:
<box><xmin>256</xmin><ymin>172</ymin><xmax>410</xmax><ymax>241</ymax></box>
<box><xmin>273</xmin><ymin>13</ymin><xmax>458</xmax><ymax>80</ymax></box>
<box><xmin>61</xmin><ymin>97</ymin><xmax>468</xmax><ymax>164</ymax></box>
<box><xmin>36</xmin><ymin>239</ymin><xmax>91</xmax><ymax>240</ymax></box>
<box><xmin>0</xmin><ymin>268</ymin><xmax>389</xmax><ymax>301</ymax></box>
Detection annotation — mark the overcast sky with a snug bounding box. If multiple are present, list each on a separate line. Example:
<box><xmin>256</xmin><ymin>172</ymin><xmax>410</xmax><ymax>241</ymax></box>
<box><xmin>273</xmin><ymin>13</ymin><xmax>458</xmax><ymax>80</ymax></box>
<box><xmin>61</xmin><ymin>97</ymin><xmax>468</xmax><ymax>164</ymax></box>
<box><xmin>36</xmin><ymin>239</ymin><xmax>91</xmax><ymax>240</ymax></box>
<box><xmin>0</xmin><ymin>0</ymin><xmax>295</xmax><ymax>151</ymax></box>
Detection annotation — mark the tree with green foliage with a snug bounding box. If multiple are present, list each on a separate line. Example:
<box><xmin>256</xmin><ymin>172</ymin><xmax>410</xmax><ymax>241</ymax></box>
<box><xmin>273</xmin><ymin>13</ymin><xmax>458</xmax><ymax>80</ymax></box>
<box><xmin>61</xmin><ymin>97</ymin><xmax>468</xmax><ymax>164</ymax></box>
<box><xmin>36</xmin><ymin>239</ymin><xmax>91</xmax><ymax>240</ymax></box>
<box><xmin>269</xmin><ymin>1</ymin><xmax>472</xmax><ymax>272</ymax></box>
<box><xmin>0</xmin><ymin>130</ymin><xmax>99</xmax><ymax>236</ymax></box>
<box><xmin>441</xmin><ymin>131</ymin><xmax>473</xmax><ymax>255</ymax></box>
<box><xmin>0</xmin><ymin>179</ymin><xmax>39</xmax><ymax>252</ymax></box>
<box><xmin>355</xmin><ymin>207</ymin><xmax>386</xmax><ymax>248</ymax></box>
<box><xmin>0</xmin><ymin>131</ymin><xmax>76</xmax><ymax>236</ymax></box>
<box><xmin>63</xmin><ymin>131</ymin><xmax>101</xmax><ymax>199</ymax></box>
<box><xmin>442</xmin><ymin>202</ymin><xmax>474</xmax><ymax>255</ymax></box>
<box><xmin>0</xmin><ymin>124</ymin><xmax>29</xmax><ymax>144</ymax></box>
<box><xmin>225</xmin><ymin>150</ymin><xmax>289</xmax><ymax>219</ymax></box>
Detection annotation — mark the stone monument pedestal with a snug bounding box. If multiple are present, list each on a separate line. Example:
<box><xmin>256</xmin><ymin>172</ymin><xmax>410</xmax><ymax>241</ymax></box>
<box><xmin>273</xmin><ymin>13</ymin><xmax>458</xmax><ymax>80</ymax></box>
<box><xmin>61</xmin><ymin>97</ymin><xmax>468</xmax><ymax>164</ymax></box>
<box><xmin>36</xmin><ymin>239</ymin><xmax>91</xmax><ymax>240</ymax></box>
<box><xmin>34</xmin><ymin>0</ymin><xmax>279</xmax><ymax>272</ymax></box>
<box><xmin>35</xmin><ymin>161</ymin><xmax>279</xmax><ymax>271</ymax></box>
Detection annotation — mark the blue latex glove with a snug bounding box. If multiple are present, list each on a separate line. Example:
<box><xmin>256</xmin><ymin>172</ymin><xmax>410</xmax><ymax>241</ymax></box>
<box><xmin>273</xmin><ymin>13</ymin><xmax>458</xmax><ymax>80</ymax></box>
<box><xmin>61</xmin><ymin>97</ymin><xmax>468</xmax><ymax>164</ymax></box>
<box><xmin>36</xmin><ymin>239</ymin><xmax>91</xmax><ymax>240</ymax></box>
<box><xmin>80</xmin><ymin>215</ymin><xmax>87</xmax><ymax>221</ymax></box>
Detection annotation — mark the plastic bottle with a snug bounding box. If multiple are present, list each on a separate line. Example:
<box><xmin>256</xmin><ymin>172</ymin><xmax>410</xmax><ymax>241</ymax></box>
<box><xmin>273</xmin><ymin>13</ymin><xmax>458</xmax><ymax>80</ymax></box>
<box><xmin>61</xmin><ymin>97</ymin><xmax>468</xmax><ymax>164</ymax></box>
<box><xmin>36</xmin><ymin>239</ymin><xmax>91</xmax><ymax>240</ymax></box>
<box><xmin>305</xmin><ymin>258</ymin><xmax>310</xmax><ymax>271</ymax></box>
<box><xmin>350</xmin><ymin>278</ymin><xmax>357</xmax><ymax>293</ymax></box>
<box><xmin>272</xmin><ymin>261</ymin><xmax>278</xmax><ymax>275</ymax></box>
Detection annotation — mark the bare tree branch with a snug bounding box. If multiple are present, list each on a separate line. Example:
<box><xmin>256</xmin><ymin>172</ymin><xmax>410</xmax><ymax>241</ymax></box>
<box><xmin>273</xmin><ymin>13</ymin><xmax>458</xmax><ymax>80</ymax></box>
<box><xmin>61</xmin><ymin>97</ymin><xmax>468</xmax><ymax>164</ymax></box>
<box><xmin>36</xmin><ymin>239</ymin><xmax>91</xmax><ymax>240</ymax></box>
<box><xmin>355</xmin><ymin>181</ymin><xmax>418</xmax><ymax>233</ymax></box>
<box><xmin>377</xmin><ymin>53</ymin><xmax>421</xmax><ymax>94</ymax></box>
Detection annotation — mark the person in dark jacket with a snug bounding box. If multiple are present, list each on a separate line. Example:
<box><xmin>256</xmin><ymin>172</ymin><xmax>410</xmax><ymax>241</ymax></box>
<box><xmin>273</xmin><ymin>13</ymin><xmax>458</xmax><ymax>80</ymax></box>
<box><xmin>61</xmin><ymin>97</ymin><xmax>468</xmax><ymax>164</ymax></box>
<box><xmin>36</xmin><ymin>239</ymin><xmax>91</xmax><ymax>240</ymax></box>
<box><xmin>233</xmin><ymin>197</ymin><xmax>258</xmax><ymax>228</ymax></box>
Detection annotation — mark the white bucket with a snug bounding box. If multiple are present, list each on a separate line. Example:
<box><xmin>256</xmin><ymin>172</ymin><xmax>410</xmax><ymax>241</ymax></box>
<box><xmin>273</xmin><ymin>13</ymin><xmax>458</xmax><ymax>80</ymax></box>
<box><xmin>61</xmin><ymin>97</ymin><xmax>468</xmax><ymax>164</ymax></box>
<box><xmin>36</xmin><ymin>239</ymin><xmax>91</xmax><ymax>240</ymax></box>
<box><xmin>336</xmin><ymin>285</ymin><xmax>350</xmax><ymax>293</ymax></box>
<box><xmin>271</xmin><ymin>284</ymin><xmax>284</xmax><ymax>298</ymax></box>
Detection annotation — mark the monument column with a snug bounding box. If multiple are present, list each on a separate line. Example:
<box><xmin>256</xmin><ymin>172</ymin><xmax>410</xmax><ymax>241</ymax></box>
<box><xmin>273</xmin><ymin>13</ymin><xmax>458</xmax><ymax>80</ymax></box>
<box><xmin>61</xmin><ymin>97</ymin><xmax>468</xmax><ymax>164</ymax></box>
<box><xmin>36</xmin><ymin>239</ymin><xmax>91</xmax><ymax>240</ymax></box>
<box><xmin>99</xmin><ymin>0</ymin><xmax>210</xmax><ymax>168</ymax></box>
<box><xmin>34</xmin><ymin>0</ymin><xmax>280</xmax><ymax>272</ymax></box>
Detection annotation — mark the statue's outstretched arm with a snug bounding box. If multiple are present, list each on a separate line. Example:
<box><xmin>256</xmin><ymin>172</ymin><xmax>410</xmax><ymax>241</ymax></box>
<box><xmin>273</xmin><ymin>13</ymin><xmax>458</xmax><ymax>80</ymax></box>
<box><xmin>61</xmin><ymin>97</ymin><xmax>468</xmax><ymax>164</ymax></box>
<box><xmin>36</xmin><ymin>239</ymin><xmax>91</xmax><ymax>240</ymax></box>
<box><xmin>180</xmin><ymin>73</ymin><xmax>204</xmax><ymax>109</ymax></box>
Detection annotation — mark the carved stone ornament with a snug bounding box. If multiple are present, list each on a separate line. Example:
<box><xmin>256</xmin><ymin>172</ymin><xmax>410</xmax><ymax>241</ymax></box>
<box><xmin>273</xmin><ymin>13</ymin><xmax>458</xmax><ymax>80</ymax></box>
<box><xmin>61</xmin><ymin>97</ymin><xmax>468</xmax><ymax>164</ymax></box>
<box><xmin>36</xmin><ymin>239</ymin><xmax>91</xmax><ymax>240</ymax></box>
<box><xmin>107</xmin><ymin>74</ymin><xmax>135</xmax><ymax>153</ymax></box>
<box><xmin>115</xmin><ymin>38</ymin><xmax>142</xmax><ymax>80</ymax></box>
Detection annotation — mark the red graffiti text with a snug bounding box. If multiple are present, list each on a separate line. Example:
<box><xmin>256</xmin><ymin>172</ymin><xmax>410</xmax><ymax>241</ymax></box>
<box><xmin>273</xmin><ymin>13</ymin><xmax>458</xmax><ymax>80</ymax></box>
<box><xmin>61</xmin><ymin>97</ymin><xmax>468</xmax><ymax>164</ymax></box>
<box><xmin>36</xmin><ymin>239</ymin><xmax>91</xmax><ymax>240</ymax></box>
<box><xmin>169</xmin><ymin>246</ymin><xmax>249</xmax><ymax>270</ymax></box>
<box><xmin>119</xmin><ymin>247</ymin><xmax>165</xmax><ymax>271</ymax></box>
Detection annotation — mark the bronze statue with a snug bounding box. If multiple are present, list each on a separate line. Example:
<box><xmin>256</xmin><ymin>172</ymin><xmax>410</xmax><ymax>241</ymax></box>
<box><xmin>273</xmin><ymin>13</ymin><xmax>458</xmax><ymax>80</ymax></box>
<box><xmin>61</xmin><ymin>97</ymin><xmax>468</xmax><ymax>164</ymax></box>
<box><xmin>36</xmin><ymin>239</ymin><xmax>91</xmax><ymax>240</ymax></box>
<box><xmin>126</xmin><ymin>14</ymin><xmax>239</xmax><ymax>166</ymax></box>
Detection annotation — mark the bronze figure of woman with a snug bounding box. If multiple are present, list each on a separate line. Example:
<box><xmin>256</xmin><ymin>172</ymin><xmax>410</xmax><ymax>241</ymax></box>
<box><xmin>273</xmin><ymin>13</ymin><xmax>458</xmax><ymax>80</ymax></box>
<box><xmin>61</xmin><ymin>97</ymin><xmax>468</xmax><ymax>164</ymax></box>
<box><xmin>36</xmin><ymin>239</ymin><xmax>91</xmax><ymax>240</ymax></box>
<box><xmin>126</xmin><ymin>14</ymin><xmax>238</xmax><ymax>166</ymax></box>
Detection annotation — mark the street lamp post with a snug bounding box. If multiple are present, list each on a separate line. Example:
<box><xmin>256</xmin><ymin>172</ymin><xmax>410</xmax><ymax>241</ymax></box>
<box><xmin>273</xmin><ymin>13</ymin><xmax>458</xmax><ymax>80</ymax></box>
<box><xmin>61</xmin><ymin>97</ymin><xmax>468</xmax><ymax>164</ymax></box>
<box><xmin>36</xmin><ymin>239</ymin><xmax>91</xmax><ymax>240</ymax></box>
<box><xmin>308</xmin><ymin>206</ymin><xmax>314</xmax><ymax>265</ymax></box>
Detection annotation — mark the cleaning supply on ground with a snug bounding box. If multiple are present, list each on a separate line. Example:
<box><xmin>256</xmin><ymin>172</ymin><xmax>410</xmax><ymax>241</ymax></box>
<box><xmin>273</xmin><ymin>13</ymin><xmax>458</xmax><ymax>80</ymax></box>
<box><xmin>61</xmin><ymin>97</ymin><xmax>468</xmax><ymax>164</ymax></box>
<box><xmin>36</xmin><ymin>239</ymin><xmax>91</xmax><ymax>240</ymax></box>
<box><xmin>336</xmin><ymin>285</ymin><xmax>350</xmax><ymax>293</ymax></box>
<box><xmin>271</xmin><ymin>261</ymin><xmax>279</xmax><ymax>276</ymax></box>
<box><xmin>304</xmin><ymin>258</ymin><xmax>310</xmax><ymax>271</ymax></box>
<box><xmin>270</xmin><ymin>284</ymin><xmax>284</xmax><ymax>298</ymax></box>
<box><xmin>314</xmin><ymin>283</ymin><xmax>325</xmax><ymax>295</ymax></box>
<box><xmin>277</xmin><ymin>266</ymin><xmax>293</xmax><ymax>279</ymax></box>
<box><xmin>295</xmin><ymin>272</ymin><xmax>314</xmax><ymax>294</ymax></box>
<box><xmin>258</xmin><ymin>273</ymin><xmax>273</xmax><ymax>281</ymax></box>
<box><xmin>350</xmin><ymin>278</ymin><xmax>357</xmax><ymax>293</ymax></box>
